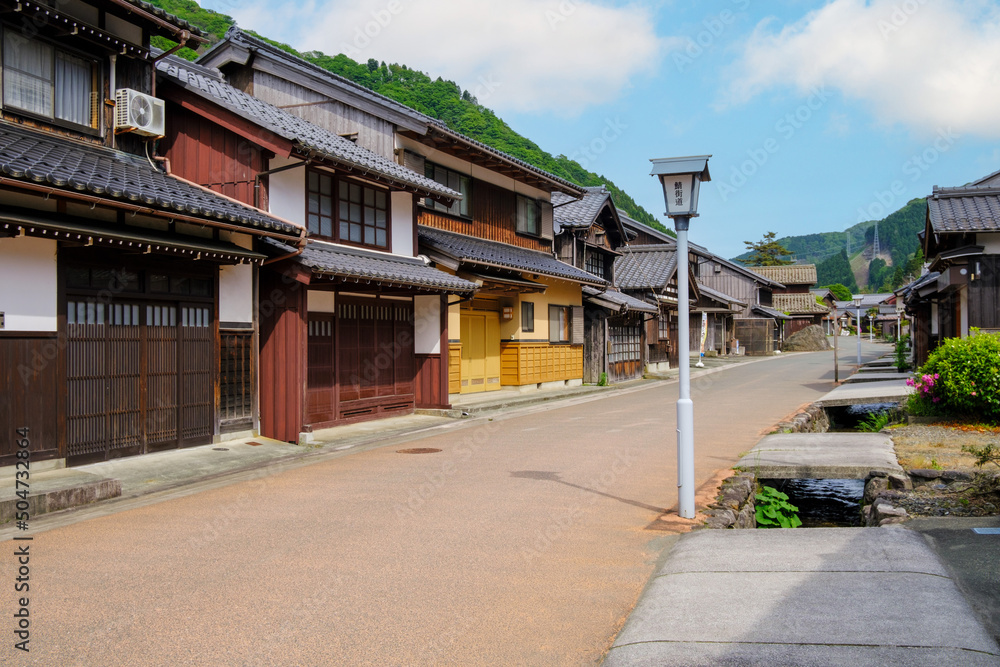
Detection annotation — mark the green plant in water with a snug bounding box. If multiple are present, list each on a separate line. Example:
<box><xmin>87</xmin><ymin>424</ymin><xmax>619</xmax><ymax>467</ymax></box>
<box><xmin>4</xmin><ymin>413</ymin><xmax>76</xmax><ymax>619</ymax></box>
<box><xmin>597</xmin><ymin>372</ymin><xmax>608</xmax><ymax>387</ymax></box>
<box><xmin>857</xmin><ymin>409</ymin><xmax>899</xmax><ymax>432</ymax></box>
<box><xmin>755</xmin><ymin>485</ymin><xmax>803</xmax><ymax>528</ymax></box>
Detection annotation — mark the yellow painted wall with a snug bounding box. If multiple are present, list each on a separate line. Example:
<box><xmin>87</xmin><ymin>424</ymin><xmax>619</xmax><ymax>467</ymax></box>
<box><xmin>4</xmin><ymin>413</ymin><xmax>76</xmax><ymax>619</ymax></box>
<box><xmin>504</xmin><ymin>278</ymin><xmax>583</xmax><ymax>342</ymax></box>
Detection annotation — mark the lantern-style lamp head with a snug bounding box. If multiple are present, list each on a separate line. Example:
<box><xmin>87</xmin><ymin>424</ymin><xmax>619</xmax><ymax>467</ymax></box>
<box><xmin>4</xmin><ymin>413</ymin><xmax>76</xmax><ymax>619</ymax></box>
<box><xmin>853</xmin><ymin>296</ymin><xmax>863</xmax><ymax>307</ymax></box>
<box><xmin>650</xmin><ymin>155</ymin><xmax>712</xmax><ymax>218</ymax></box>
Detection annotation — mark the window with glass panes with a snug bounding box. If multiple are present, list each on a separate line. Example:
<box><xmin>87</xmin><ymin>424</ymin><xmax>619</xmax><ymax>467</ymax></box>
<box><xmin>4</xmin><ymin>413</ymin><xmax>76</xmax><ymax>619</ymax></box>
<box><xmin>424</xmin><ymin>162</ymin><xmax>470</xmax><ymax>218</ymax></box>
<box><xmin>306</xmin><ymin>170</ymin><xmax>390</xmax><ymax>249</ymax></box>
<box><xmin>2</xmin><ymin>28</ymin><xmax>99</xmax><ymax>130</ymax></box>
<box><xmin>339</xmin><ymin>179</ymin><xmax>389</xmax><ymax>248</ymax></box>
<box><xmin>307</xmin><ymin>170</ymin><xmax>335</xmax><ymax>238</ymax></box>
<box><xmin>517</xmin><ymin>195</ymin><xmax>540</xmax><ymax>235</ymax></box>
<box><xmin>585</xmin><ymin>250</ymin><xmax>604</xmax><ymax>278</ymax></box>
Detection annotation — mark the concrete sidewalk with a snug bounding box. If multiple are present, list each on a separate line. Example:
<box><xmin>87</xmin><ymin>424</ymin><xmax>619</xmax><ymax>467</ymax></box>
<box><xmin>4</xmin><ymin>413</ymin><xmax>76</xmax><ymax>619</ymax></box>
<box><xmin>603</xmin><ymin>527</ymin><xmax>1000</xmax><ymax>666</ymax></box>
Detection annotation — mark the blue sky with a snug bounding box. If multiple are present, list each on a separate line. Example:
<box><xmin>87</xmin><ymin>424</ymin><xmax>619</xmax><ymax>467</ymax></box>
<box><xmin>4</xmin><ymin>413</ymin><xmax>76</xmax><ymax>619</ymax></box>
<box><xmin>201</xmin><ymin>0</ymin><xmax>1000</xmax><ymax>260</ymax></box>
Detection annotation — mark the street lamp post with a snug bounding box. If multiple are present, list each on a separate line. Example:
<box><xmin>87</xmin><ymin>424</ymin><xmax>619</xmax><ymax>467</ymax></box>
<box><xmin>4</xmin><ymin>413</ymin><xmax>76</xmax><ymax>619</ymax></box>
<box><xmin>853</xmin><ymin>296</ymin><xmax>863</xmax><ymax>366</ymax></box>
<box><xmin>651</xmin><ymin>155</ymin><xmax>711</xmax><ymax>520</ymax></box>
<box><xmin>868</xmin><ymin>314</ymin><xmax>874</xmax><ymax>342</ymax></box>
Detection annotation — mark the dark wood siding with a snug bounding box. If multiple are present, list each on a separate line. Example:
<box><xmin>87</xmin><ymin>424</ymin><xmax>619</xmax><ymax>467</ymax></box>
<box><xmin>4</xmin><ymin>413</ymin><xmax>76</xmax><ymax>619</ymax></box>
<box><xmin>161</xmin><ymin>103</ymin><xmax>270</xmax><ymax>208</ymax></box>
<box><xmin>414</xmin><ymin>354</ymin><xmax>446</xmax><ymax>408</ymax></box>
<box><xmin>969</xmin><ymin>256</ymin><xmax>1000</xmax><ymax>329</ymax></box>
<box><xmin>699</xmin><ymin>265</ymin><xmax>760</xmax><ymax>318</ymax></box>
<box><xmin>336</xmin><ymin>297</ymin><xmax>415</xmax><ymax>422</ymax></box>
<box><xmin>630</xmin><ymin>229</ymin><xmax>670</xmax><ymax>246</ymax></box>
<box><xmin>0</xmin><ymin>336</ymin><xmax>60</xmax><ymax>467</ymax></box>
<box><xmin>418</xmin><ymin>178</ymin><xmax>550</xmax><ymax>252</ymax></box>
<box><xmin>259</xmin><ymin>270</ymin><xmax>307</xmax><ymax>442</ymax></box>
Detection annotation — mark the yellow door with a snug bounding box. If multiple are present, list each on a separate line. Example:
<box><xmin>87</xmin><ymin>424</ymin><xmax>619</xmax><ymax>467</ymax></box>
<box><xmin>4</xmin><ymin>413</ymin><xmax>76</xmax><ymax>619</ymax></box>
<box><xmin>460</xmin><ymin>312</ymin><xmax>501</xmax><ymax>393</ymax></box>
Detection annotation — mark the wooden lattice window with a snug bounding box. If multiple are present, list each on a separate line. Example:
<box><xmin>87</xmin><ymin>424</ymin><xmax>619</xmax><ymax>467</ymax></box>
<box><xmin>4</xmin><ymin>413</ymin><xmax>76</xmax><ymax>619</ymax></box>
<box><xmin>220</xmin><ymin>331</ymin><xmax>253</xmax><ymax>427</ymax></box>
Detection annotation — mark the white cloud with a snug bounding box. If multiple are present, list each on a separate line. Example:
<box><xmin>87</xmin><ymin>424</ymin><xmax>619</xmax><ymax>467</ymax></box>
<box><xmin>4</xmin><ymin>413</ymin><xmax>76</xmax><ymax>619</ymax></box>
<box><xmin>721</xmin><ymin>0</ymin><xmax>1000</xmax><ymax>138</ymax></box>
<box><xmin>214</xmin><ymin>0</ymin><xmax>667</xmax><ymax>115</ymax></box>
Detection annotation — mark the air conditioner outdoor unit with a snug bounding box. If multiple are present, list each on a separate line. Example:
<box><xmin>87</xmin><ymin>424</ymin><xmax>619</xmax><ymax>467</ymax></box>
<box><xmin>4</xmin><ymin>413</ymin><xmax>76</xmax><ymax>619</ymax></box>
<box><xmin>114</xmin><ymin>88</ymin><xmax>165</xmax><ymax>138</ymax></box>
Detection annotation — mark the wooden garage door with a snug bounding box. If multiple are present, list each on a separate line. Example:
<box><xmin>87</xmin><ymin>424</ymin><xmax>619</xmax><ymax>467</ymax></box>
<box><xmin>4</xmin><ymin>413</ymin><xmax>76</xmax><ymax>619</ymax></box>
<box><xmin>66</xmin><ymin>299</ymin><xmax>214</xmax><ymax>459</ymax></box>
<box><xmin>335</xmin><ymin>298</ymin><xmax>415</xmax><ymax>422</ymax></box>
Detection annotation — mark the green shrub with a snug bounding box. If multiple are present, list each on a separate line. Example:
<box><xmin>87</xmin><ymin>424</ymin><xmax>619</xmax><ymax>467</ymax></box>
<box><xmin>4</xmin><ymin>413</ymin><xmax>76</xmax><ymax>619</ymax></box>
<box><xmin>894</xmin><ymin>334</ymin><xmax>910</xmax><ymax>372</ymax></box>
<box><xmin>914</xmin><ymin>331</ymin><xmax>1000</xmax><ymax>422</ymax></box>
<box><xmin>755</xmin><ymin>486</ymin><xmax>802</xmax><ymax>528</ymax></box>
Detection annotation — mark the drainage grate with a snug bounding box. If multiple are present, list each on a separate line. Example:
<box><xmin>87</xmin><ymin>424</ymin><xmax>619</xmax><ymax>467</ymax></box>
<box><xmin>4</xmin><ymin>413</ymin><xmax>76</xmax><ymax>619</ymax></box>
<box><xmin>212</xmin><ymin>447</ymin><xmax>229</xmax><ymax>452</ymax></box>
<box><xmin>396</xmin><ymin>448</ymin><xmax>442</xmax><ymax>454</ymax></box>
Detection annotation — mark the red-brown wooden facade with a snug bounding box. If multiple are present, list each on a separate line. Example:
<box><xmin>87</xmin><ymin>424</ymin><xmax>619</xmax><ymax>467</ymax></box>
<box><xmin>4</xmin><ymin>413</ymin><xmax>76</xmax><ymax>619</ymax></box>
<box><xmin>418</xmin><ymin>178</ymin><xmax>550</xmax><ymax>252</ymax></box>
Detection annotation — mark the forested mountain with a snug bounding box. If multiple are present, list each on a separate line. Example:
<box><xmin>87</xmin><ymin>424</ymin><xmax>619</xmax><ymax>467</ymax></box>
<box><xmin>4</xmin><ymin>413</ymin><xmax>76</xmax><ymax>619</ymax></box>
<box><xmin>735</xmin><ymin>198</ymin><xmax>927</xmax><ymax>290</ymax></box>
<box><xmin>145</xmin><ymin>0</ymin><xmax>667</xmax><ymax>232</ymax></box>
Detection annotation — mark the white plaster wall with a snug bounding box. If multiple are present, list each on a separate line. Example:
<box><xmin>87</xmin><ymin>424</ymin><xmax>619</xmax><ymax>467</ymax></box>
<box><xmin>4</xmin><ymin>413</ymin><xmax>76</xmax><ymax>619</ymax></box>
<box><xmin>979</xmin><ymin>233</ymin><xmax>1000</xmax><ymax>254</ymax></box>
<box><xmin>0</xmin><ymin>236</ymin><xmax>57</xmax><ymax>332</ymax></box>
<box><xmin>308</xmin><ymin>291</ymin><xmax>337</xmax><ymax>313</ymax></box>
<box><xmin>268</xmin><ymin>156</ymin><xmax>307</xmax><ymax>227</ymax></box>
<box><xmin>414</xmin><ymin>295</ymin><xmax>441</xmax><ymax>354</ymax></box>
<box><xmin>931</xmin><ymin>302</ymin><xmax>939</xmax><ymax>335</ymax></box>
<box><xmin>219</xmin><ymin>264</ymin><xmax>253</xmax><ymax>324</ymax></box>
<box><xmin>391</xmin><ymin>191</ymin><xmax>413</xmax><ymax>257</ymax></box>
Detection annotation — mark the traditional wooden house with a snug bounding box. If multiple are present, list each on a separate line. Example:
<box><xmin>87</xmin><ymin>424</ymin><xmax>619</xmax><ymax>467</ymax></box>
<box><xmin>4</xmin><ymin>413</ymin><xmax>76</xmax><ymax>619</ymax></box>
<box><xmin>0</xmin><ymin>1</ymin><xmax>316</xmax><ymax>468</ymax></box>
<box><xmin>552</xmin><ymin>187</ymin><xmax>657</xmax><ymax>383</ymax></box>
<box><xmin>749</xmin><ymin>264</ymin><xmax>828</xmax><ymax>337</ymax></box>
<box><xmin>619</xmin><ymin>216</ymin><xmax>786</xmax><ymax>356</ymax></box>
<box><xmin>153</xmin><ymin>54</ymin><xmax>477</xmax><ymax>443</ymax></box>
<box><xmin>613</xmin><ymin>246</ymin><xmax>699</xmax><ymax>370</ymax></box>
<box><xmin>196</xmin><ymin>27</ymin><xmax>601</xmax><ymax>397</ymax></box>
<box><xmin>811</xmin><ymin>288</ymin><xmax>838</xmax><ymax>334</ymax></box>
<box><xmin>904</xmin><ymin>172</ymin><xmax>1000</xmax><ymax>365</ymax></box>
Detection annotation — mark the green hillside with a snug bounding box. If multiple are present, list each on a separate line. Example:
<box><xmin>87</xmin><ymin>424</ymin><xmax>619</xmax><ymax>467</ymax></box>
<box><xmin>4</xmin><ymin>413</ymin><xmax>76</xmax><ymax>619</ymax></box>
<box><xmin>146</xmin><ymin>0</ymin><xmax>668</xmax><ymax>233</ymax></box>
<box><xmin>734</xmin><ymin>198</ymin><xmax>927</xmax><ymax>290</ymax></box>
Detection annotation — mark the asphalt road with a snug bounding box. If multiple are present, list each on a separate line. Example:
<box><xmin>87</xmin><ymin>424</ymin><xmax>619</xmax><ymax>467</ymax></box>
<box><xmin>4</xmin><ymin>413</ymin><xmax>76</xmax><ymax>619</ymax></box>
<box><xmin>2</xmin><ymin>344</ymin><xmax>889</xmax><ymax>666</ymax></box>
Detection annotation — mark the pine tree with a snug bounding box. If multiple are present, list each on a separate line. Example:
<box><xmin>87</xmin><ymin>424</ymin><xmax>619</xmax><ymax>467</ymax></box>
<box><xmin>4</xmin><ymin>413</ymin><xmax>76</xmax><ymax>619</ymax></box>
<box><xmin>739</xmin><ymin>232</ymin><xmax>794</xmax><ymax>266</ymax></box>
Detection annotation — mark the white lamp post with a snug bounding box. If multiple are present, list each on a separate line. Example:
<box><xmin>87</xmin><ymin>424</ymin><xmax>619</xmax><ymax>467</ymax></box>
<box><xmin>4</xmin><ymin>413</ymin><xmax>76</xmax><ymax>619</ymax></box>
<box><xmin>868</xmin><ymin>314</ymin><xmax>874</xmax><ymax>342</ymax></box>
<box><xmin>853</xmin><ymin>296</ymin><xmax>863</xmax><ymax>365</ymax></box>
<box><xmin>651</xmin><ymin>155</ymin><xmax>711</xmax><ymax>520</ymax></box>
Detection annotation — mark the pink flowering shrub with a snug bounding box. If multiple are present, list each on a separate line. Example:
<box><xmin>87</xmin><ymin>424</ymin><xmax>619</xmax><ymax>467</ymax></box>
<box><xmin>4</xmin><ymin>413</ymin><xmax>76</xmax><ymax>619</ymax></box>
<box><xmin>910</xmin><ymin>331</ymin><xmax>1000</xmax><ymax>422</ymax></box>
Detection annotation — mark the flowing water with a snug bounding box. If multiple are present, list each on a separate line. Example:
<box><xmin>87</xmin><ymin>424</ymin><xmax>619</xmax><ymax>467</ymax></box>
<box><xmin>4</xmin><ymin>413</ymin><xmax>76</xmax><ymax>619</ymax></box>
<box><xmin>760</xmin><ymin>478</ymin><xmax>865</xmax><ymax>527</ymax></box>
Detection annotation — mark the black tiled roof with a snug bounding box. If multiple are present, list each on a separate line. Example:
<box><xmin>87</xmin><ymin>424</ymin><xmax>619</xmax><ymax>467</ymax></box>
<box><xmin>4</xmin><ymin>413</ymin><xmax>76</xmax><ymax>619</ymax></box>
<box><xmin>268</xmin><ymin>239</ymin><xmax>477</xmax><ymax>293</ymax></box>
<box><xmin>928</xmin><ymin>185</ymin><xmax>1000</xmax><ymax>234</ymax></box>
<box><xmin>200</xmin><ymin>28</ymin><xmax>582</xmax><ymax>196</ymax></box>
<box><xmin>156</xmin><ymin>55</ymin><xmax>461</xmax><ymax>202</ymax></box>
<box><xmin>0</xmin><ymin>121</ymin><xmax>298</xmax><ymax>235</ymax></box>
<box><xmin>552</xmin><ymin>187</ymin><xmax>611</xmax><ymax>231</ymax></box>
<box><xmin>698</xmin><ymin>284</ymin><xmax>746</xmax><ymax>307</ymax></box>
<box><xmin>582</xmin><ymin>286</ymin><xmax>657</xmax><ymax>313</ymax></box>
<box><xmin>752</xmin><ymin>305</ymin><xmax>792</xmax><ymax>321</ymax></box>
<box><xmin>418</xmin><ymin>226</ymin><xmax>605</xmax><ymax>285</ymax></box>
<box><xmin>614</xmin><ymin>245</ymin><xmax>677</xmax><ymax>290</ymax></box>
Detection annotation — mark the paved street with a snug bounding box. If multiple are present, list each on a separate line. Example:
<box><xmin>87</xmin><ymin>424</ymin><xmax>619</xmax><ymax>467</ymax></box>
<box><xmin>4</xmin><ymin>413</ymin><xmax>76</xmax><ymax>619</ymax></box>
<box><xmin>3</xmin><ymin>345</ymin><xmax>887</xmax><ymax>665</ymax></box>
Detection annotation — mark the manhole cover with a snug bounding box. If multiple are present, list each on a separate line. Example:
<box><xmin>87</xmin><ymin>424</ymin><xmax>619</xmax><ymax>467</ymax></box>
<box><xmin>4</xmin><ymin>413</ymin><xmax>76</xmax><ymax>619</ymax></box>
<box><xmin>212</xmin><ymin>447</ymin><xmax>229</xmax><ymax>451</ymax></box>
<box><xmin>247</xmin><ymin>441</ymin><xmax>264</xmax><ymax>447</ymax></box>
<box><xmin>396</xmin><ymin>448</ymin><xmax>442</xmax><ymax>454</ymax></box>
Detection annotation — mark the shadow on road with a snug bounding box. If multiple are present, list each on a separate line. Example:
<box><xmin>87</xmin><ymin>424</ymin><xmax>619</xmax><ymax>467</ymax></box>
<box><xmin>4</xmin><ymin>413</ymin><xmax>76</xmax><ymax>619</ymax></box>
<box><xmin>510</xmin><ymin>470</ymin><xmax>669</xmax><ymax>514</ymax></box>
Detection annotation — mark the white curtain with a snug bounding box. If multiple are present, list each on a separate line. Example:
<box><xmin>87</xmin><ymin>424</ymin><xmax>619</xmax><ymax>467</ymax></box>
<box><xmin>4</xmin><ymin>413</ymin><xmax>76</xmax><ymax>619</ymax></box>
<box><xmin>54</xmin><ymin>51</ymin><xmax>92</xmax><ymax>127</ymax></box>
<box><xmin>4</xmin><ymin>29</ymin><xmax>52</xmax><ymax>118</ymax></box>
